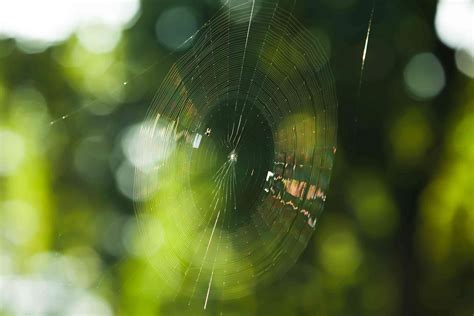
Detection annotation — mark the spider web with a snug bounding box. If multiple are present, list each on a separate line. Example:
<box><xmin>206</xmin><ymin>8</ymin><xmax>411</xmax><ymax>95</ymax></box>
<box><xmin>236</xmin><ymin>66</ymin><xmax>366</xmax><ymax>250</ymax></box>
<box><xmin>133</xmin><ymin>0</ymin><xmax>338</xmax><ymax>308</ymax></box>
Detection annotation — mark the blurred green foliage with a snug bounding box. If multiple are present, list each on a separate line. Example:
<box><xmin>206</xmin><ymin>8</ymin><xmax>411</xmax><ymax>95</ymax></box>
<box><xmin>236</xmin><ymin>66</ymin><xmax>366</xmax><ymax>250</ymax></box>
<box><xmin>0</xmin><ymin>0</ymin><xmax>473</xmax><ymax>315</ymax></box>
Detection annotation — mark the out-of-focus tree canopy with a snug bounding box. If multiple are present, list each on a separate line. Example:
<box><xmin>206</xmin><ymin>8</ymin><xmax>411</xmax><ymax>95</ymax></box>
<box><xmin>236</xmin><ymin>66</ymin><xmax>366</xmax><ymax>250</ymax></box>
<box><xmin>0</xmin><ymin>0</ymin><xmax>473</xmax><ymax>315</ymax></box>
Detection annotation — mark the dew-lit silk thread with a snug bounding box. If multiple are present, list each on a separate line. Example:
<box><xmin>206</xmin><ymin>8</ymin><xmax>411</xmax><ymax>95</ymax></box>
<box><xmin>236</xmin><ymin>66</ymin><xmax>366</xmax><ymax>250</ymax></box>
<box><xmin>135</xmin><ymin>0</ymin><xmax>337</xmax><ymax>301</ymax></box>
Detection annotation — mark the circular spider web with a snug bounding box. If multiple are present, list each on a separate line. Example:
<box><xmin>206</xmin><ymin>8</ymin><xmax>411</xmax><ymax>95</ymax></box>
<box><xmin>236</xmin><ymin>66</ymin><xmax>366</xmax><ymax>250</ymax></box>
<box><xmin>134</xmin><ymin>0</ymin><xmax>337</xmax><ymax>303</ymax></box>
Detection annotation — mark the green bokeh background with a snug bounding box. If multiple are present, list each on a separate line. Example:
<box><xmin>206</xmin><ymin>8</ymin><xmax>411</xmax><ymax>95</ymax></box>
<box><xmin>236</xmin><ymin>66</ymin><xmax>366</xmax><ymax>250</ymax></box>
<box><xmin>1</xmin><ymin>0</ymin><xmax>473</xmax><ymax>315</ymax></box>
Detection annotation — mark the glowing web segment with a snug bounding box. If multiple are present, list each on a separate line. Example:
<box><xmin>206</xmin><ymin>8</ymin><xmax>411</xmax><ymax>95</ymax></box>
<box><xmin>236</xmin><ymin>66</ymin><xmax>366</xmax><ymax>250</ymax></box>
<box><xmin>134</xmin><ymin>0</ymin><xmax>337</xmax><ymax>306</ymax></box>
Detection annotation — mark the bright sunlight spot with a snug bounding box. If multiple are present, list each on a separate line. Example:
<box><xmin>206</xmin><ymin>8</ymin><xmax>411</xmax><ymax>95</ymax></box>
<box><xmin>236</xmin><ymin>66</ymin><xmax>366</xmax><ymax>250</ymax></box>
<box><xmin>0</xmin><ymin>0</ymin><xmax>140</xmax><ymax>52</ymax></box>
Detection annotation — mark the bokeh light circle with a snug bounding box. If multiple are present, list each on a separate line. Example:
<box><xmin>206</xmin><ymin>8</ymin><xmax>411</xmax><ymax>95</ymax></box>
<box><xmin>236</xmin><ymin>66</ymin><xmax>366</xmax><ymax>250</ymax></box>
<box><xmin>155</xmin><ymin>6</ymin><xmax>199</xmax><ymax>51</ymax></box>
<box><xmin>403</xmin><ymin>52</ymin><xmax>446</xmax><ymax>100</ymax></box>
<box><xmin>135</xmin><ymin>0</ymin><xmax>337</xmax><ymax>300</ymax></box>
